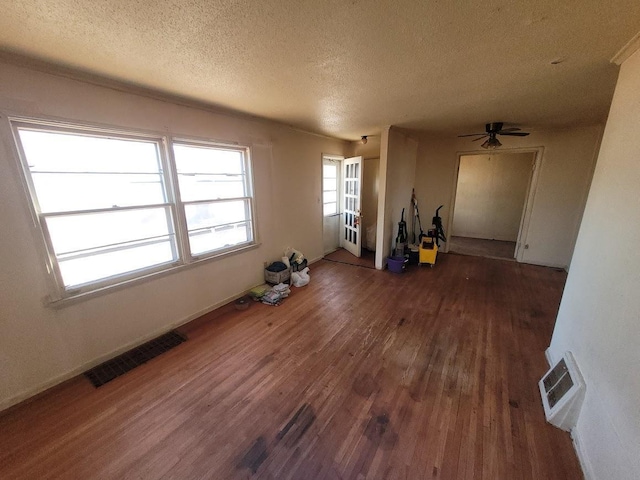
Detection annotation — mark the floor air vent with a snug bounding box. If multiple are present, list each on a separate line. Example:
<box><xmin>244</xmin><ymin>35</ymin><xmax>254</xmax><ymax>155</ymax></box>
<box><xmin>84</xmin><ymin>331</ymin><xmax>186</xmax><ymax>387</ymax></box>
<box><xmin>539</xmin><ymin>351</ymin><xmax>585</xmax><ymax>432</ymax></box>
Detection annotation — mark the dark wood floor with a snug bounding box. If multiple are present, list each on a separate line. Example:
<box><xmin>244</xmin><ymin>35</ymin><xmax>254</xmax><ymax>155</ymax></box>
<box><xmin>0</xmin><ymin>254</ymin><xmax>583</xmax><ymax>479</ymax></box>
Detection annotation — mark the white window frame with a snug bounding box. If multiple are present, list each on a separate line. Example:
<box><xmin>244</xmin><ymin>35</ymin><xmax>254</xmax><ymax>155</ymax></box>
<box><xmin>9</xmin><ymin>116</ymin><xmax>257</xmax><ymax>303</ymax></box>
<box><xmin>170</xmin><ymin>138</ymin><xmax>256</xmax><ymax>260</ymax></box>
<box><xmin>322</xmin><ymin>157</ymin><xmax>341</xmax><ymax>217</ymax></box>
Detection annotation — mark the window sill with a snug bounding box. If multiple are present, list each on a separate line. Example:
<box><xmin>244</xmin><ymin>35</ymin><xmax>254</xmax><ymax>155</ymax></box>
<box><xmin>45</xmin><ymin>242</ymin><xmax>261</xmax><ymax>309</ymax></box>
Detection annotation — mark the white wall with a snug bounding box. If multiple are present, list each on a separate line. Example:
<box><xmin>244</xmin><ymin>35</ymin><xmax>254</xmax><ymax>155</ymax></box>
<box><xmin>413</xmin><ymin>125</ymin><xmax>602</xmax><ymax>268</ymax></box>
<box><xmin>548</xmin><ymin>47</ymin><xmax>640</xmax><ymax>480</ymax></box>
<box><xmin>376</xmin><ymin>127</ymin><xmax>417</xmax><ymax>268</ymax></box>
<box><xmin>0</xmin><ymin>63</ymin><xmax>348</xmax><ymax>410</ymax></box>
<box><xmin>453</xmin><ymin>153</ymin><xmax>533</xmax><ymax>242</ymax></box>
<box><xmin>322</xmin><ymin>212</ymin><xmax>340</xmax><ymax>254</ymax></box>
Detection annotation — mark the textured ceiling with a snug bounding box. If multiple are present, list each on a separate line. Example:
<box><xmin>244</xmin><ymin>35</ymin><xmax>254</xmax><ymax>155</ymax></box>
<box><xmin>1</xmin><ymin>1</ymin><xmax>640</xmax><ymax>139</ymax></box>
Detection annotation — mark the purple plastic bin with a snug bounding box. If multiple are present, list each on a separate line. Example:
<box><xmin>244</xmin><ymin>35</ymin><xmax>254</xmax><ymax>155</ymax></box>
<box><xmin>387</xmin><ymin>256</ymin><xmax>407</xmax><ymax>273</ymax></box>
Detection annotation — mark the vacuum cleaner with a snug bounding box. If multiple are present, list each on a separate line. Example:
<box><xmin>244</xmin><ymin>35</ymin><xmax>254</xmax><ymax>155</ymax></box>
<box><xmin>419</xmin><ymin>205</ymin><xmax>447</xmax><ymax>267</ymax></box>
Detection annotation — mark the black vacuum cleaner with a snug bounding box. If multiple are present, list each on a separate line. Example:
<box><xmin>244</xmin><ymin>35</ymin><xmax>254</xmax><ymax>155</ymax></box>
<box><xmin>429</xmin><ymin>205</ymin><xmax>447</xmax><ymax>247</ymax></box>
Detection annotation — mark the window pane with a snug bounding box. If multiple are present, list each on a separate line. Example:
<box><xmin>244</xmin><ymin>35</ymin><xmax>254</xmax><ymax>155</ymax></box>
<box><xmin>177</xmin><ymin>173</ymin><xmax>246</xmax><ymax>202</ymax></box>
<box><xmin>31</xmin><ymin>173</ymin><xmax>165</xmax><ymax>212</ymax></box>
<box><xmin>18</xmin><ymin>128</ymin><xmax>166</xmax><ymax>213</ymax></box>
<box><xmin>324</xmin><ymin>178</ymin><xmax>337</xmax><ymax>192</ymax></box>
<box><xmin>184</xmin><ymin>199</ymin><xmax>252</xmax><ymax>255</ymax></box>
<box><xmin>173</xmin><ymin>144</ymin><xmax>247</xmax><ymax>202</ymax></box>
<box><xmin>184</xmin><ymin>200</ymin><xmax>249</xmax><ymax>231</ymax></box>
<box><xmin>18</xmin><ymin>129</ymin><xmax>162</xmax><ymax>173</ymax></box>
<box><xmin>173</xmin><ymin>144</ymin><xmax>243</xmax><ymax>174</ymax></box>
<box><xmin>323</xmin><ymin>164</ymin><xmax>337</xmax><ymax>179</ymax></box>
<box><xmin>45</xmin><ymin>207</ymin><xmax>177</xmax><ymax>287</ymax></box>
<box><xmin>45</xmin><ymin>207</ymin><xmax>175</xmax><ymax>255</ymax></box>
<box><xmin>59</xmin><ymin>239</ymin><xmax>175</xmax><ymax>288</ymax></box>
<box><xmin>324</xmin><ymin>202</ymin><xmax>337</xmax><ymax>216</ymax></box>
<box><xmin>189</xmin><ymin>222</ymin><xmax>252</xmax><ymax>256</ymax></box>
<box><xmin>323</xmin><ymin>191</ymin><xmax>337</xmax><ymax>203</ymax></box>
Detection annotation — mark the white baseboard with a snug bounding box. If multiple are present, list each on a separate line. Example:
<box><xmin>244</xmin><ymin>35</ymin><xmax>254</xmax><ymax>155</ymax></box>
<box><xmin>571</xmin><ymin>429</ymin><xmax>596</xmax><ymax>480</ymax></box>
<box><xmin>544</xmin><ymin>347</ymin><xmax>592</xmax><ymax>480</ymax></box>
<box><xmin>0</xmin><ymin>287</ymin><xmax>253</xmax><ymax>413</ymax></box>
<box><xmin>518</xmin><ymin>258</ymin><xmax>568</xmax><ymax>270</ymax></box>
<box><xmin>545</xmin><ymin>347</ymin><xmax>555</xmax><ymax>366</ymax></box>
<box><xmin>308</xmin><ymin>255</ymin><xmax>324</xmax><ymax>265</ymax></box>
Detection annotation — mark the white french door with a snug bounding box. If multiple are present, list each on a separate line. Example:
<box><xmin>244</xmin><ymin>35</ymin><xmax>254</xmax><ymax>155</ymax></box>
<box><xmin>340</xmin><ymin>156</ymin><xmax>363</xmax><ymax>257</ymax></box>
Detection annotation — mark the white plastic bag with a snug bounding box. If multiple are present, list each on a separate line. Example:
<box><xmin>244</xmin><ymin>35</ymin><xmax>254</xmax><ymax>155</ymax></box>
<box><xmin>284</xmin><ymin>246</ymin><xmax>304</xmax><ymax>265</ymax></box>
<box><xmin>291</xmin><ymin>267</ymin><xmax>310</xmax><ymax>287</ymax></box>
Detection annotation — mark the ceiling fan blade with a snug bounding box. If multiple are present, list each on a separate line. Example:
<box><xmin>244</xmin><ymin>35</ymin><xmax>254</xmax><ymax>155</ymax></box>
<box><xmin>472</xmin><ymin>135</ymin><xmax>489</xmax><ymax>141</ymax></box>
<box><xmin>458</xmin><ymin>133</ymin><xmax>486</xmax><ymax>137</ymax></box>
<box><xmin>499</xmin><ymin>132</ymin><xmax>530</xmax><ymax>137</ymax></box>
<box><xmin>497</xmin><ymin>127</ymin><xmax>521</xmax><ymax>133</ymax></box>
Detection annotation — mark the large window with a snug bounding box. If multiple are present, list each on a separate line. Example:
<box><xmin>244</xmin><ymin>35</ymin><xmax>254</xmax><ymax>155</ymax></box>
<box><xmin>173</xmin><ymin>142</ymin><xmax>253</xmax><ymax>256</ymax></box>
<box><xmin>11</xmin><ymin>119</ymin><xmax>255</xmax><ymax>299</ymax></box>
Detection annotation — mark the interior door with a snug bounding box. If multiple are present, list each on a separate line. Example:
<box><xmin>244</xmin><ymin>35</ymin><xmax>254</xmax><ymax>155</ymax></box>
<box><xmin>341</xmin><ymin>156</ymin><xmax>363</xmax><ymax>257</ymax></box>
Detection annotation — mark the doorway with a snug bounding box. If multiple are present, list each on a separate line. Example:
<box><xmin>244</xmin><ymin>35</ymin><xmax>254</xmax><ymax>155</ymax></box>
<box><xmin>322</xmin><ymin>155</ymin><xmax>342</xmax><ymax>255</ymax></box>
<box><xmin>449</xmin><ymin>151</ymin><xmax>537</xmax><ymax>261</ymax></box>
<box><xmin>322</xmin><ymin>155</ymin><xmax>378</xmax><ymax>269</ymax></box>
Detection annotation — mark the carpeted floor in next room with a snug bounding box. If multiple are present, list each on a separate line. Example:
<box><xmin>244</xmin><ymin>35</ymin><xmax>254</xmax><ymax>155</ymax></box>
<box><xmin>448</xmin><ymin>235</ymin><xmax>517</xmax><ymax>260</ymax></box>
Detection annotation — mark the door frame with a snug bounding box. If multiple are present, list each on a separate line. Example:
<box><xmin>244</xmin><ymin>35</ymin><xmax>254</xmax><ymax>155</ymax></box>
<box><xmin>321</xmin><ymin>154</ymin><xmax>344</xmax><ymax>255</ymax></box>
<box><xmin>446</xmin><ymin>146</ymin><xmax>544</xmax><ymax>262</ymax></box>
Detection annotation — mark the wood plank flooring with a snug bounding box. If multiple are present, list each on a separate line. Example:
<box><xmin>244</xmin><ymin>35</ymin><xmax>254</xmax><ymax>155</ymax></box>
<box><xmin>0</xmin><ymin>253</ymin><xmax>583</xmax><ymax>479</ymax></box>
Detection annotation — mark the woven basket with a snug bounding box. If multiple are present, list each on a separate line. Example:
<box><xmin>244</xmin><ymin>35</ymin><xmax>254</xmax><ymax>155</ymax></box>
<box><xmin>264</xmin><ymin>267</ymin><xmax>291</xmax><ymax>284</ymax></box>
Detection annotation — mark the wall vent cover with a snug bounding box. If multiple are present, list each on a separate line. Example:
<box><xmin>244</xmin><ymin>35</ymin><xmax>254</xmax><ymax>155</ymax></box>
<box><xmin>539</xmin><ymin>351</ymin><xmax>585</xmax><ymax>432</ymax></box>
<box><xmin>84</xmin><ymin>330</ymin><xmax>186</xmax><ymax>387</ymax></box>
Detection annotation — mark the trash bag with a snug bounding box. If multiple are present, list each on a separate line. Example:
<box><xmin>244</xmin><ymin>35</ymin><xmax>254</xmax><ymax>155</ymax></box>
<box><xmin>266</xmin><ymin>261</ymin><xmax>288</xmax><ymax>272</ymax></box>
<box><xmin>291</xmin><ymin>267</ymin><xmax>310</xmax><ymax>287</ymax></box>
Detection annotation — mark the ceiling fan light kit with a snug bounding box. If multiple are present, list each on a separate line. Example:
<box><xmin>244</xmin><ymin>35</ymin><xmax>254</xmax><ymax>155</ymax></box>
<box><xmin>459</xmin><ymin>122</ymin><xmax>530</xmax><ymax>149</ymax></box>
<box><xmin>481</xmin><ymin>136</ymin><xmax>502</xmax><ymax>149</ymax></box>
